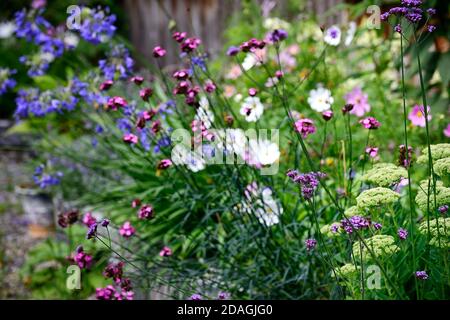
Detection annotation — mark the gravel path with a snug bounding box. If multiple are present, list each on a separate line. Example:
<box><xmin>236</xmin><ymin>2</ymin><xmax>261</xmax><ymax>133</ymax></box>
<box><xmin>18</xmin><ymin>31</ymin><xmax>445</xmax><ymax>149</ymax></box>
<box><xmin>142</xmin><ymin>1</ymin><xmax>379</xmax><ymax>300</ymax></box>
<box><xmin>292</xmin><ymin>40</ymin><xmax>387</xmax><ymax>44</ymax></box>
<box><xmin>0</xmin><ymin>128</ymin><xmax>36</xmax><ymax>299</ymax></box>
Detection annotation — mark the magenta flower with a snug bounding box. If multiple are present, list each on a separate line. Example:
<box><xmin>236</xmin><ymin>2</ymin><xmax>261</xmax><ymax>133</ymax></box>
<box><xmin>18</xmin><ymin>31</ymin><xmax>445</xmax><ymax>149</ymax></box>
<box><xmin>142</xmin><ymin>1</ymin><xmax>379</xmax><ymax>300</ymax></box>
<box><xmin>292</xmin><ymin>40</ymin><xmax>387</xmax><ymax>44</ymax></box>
<box><xmin>159</xmin><ymin>246</ymin><xmax>172</xmax><ymax>257</ymax></box>
<box><xmin>123</xmin><ymin>133</ymin><xmax>138</xmax><ymax>144</ymax></box>
<box><xmin>157</xmin><ymin>159</ymin><xmax>173</xmax><ymax>170</ymax></box>
<box><xmin>408</xmin><ymin>105</ymin><xmax>431</xmax><ymax>127</ymax></box>
<box><xmin>365</xmin><ymin>146</ymin><xmax>379</xmax><ymax>158</ymax></box>
<box><xmin>130</xmin><ymin>76</ymin><xmax>144</xmax><ymax>85</ymax></box>
<box><xmin>305</xmin><ymin>238</ymin><xmax>317</xmax><ymax>251</ymax></box>
<box><xmin>294</xmin><ymin>118</ymin><xmax>316</xmax><ymax>138</ymax></box>
<box><xmin>322</xmin><ymin>110</ymin><xmax>333</xmax><ymax>121</ymax></box>
<box><xmin>181</xmin><ymin>37</ymin><xmax>201</xmax><ymax>53</ymax></box>
<box><xmin>101</xmin><ymin>219</ymin><xmax>110</xmax><ymax>227</ymax></box>
<box><xmin>172</xmin><ymin>31</ymin><xmax>187</xmax><ymax>43</ymax></box>
<box><xmin>189</xmin><ymin>293</ymin><xmax>202</xmax><ymax>300</ymax></box>
<box><xmin>204</xmin><ymin>80</ymin><xmax>216</xmax><ymax>93</ymax></box>
<box><xmin>359</xmin><ymin>117</ymin><xmax>381</xmax><ymax>129</ymax></box>
<box><xmin>74</xmin><ymin>246</ymin><xmax>93</xmax><ymax>269</ymax></box>
<box><xmin>139</xmin><ymin>88</ymin><xmax>153</xmax><ymax>102</ymax></box>
<box><xmin>138</xmin><ymin>204</ymin><xmax>154</xmax><ymax>220</ymax></box>
<box><xmin>372</xmin><ymin>222</ymin><xmax>383</xmax><ymax>230</ymax></box>
<box><xmin>103</xmin><ymin>262</ymin><xmax>124</xmax><ymax>282</ymax></box>
<box><xmin>398</xmin><ymin>228</ymin><xmax>408</xmax><ymax>240</ymax></box>
<box><xmin>218</xmin><ymin>292</ymin><xmax>230</xmax><ymax>300</ymax></box>
<box><xmin>99</xmin><ymin>79</ymin><xmax>113</xmax><ymax>91</ymax></box>
<box><xmin>443</xmin><ymin>123</ymin><xmax>450</xmax><ymax>137</ymax></box>
<box><xmin>107</xmin><ymin>96</ymin><xmax>127</xmax><ymax>110</ymax></box>
<box><xmin>119</xmin><ymin>221</ymin><xmax>136</xmax><ymax>238</ymax></box>
<box><xmin>438</xmin><ymin>205</ymin><xmax>448</xmax><ymax>214</ymax></box>
<box><xmin>152</xmin><ymin>46</ymin><xmax>166</xmax><ymax>58</ymax></box>
<box><xmin>248</xmin><ymin>87</ymin><xmax>258</xmax><ymax>96</ymax></box>
<box><xmin>415</xmin><ymin>271</ymin><xmax>428</xmax><ymax>280</ymax></box>
<box><xmin>96</xmin><ymin>285</ymin><xmax>116</xmax><ymax>300</ymax></box>
<box><xmin>131</xmin><ymin>198</ymin><xmax>141</xmax><ymax>208</ymax></box>
<box><xmin>173</xmin><ymin>69</ymin><xmax>190</xmax><ymax>80</ymax></box>
<box><xmin>344</xmin><ymin>86</ymin><xmax>371</xmax><ymax>117</ymax></box>
<box><xmin>82</xmin><ymin>212</ymin><xmax>96</xmax><ymax>227</ymax></box>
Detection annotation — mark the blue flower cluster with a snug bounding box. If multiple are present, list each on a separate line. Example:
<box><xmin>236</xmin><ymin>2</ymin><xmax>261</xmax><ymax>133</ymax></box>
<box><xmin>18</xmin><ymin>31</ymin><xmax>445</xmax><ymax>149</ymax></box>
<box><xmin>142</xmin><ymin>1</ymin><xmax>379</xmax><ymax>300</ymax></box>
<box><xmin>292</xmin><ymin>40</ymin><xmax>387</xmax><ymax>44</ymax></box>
<box><xmin>15</xmin><ymin>9</ymin><xmax>68</xmax><ymax>76</ymax></box>
<box><xmin>33</xmin><ymin>164</ymin><xmax>63</xmax><ymax>189</ymax></box>
<box><xmin>78</xmin><ymin>6</ymin><xmax>117</xmax><ymax>44</ymax></box>
<box><xmin>98</xmin><ymin>44</ymin><xmax>134</xmax><ymax>80</ymax></box>
<box><xmin>0</xmin><ymin>68</ymin><xmax>17</xmax><ymax>95</ymax></box>
<box><xmin>14</xmin><ymin>76</ymin><xmax>109</xmax><ymax>120</ymax></box>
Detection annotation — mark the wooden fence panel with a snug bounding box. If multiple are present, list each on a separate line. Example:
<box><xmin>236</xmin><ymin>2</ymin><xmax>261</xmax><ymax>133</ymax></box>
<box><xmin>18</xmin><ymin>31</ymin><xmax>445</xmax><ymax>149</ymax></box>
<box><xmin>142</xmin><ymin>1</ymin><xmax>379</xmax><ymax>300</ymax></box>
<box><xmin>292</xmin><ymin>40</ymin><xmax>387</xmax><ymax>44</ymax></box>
<box><xmin>124</xmin><ymin>0</ymin><xmax>346</xmax><ymax>66</ymax></box>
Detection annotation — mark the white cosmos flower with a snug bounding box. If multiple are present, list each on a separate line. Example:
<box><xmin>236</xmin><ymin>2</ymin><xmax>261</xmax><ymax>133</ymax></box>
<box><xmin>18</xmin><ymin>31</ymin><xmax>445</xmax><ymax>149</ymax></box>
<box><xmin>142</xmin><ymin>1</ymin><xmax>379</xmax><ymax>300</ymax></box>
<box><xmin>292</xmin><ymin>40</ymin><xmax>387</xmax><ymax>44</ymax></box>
<box><xmin>255</xmin><ymin>188</ymin><xmax>283</xmax><ymax>227</ymax></box>
<box><xmin>240</xmin><ymin>96</ymin><xmax>264</xmax><ymax>122</ymax></box>
<box><xmin>241</xmin><ymin>184</ymin><xmax>283</xmax><ymax>227</ymax></box>
<box><xmin>242</xmin><ymin>54</ymin><xmax>258</xmax><ymax>71</ymax></box>
<box><xmin>324</xmin><ymin>25</ymin><xmax>341</xmax><ymax>46</ymax></box>
<box><xmin>345</xmin><ymin>21</ymin><xmax>357</xmax><ymax>46</ymax></box>
<box><xmin>224</xmin><ymin>129</ymin><xmax>248</xmax><ymax>157</ymax></box>
<box><xmin>171</xmin><ymin>145</ymin><xmax>205</xmax><ymax>172</ymax></box>
<box><xmin>248</xmin><ymin>139</ymin><xmax>280</xmax><ymax>166</ymax></box>
<box><xmin>64</xmin><ymin>32</ymin><xmax>80</xmax><ymax>48</ymax></box>
<box><xmin>241</xmin><ymin>48</ymin><xmax>266</xmax><ymax>71</ymax></box>
<box><xmin>307</xmin><ymin>85</ymin><xmax>334</xmax><ymax>112</ymax></box>
<box><xmin>195</xmin><ymin>97</ymin><xmax>214</xmax><ymax>128</ymax></box>
<box><xmin>0</xmin><ymin>21</ymin><xmax>16</xmax><ymax>39</ymax></box>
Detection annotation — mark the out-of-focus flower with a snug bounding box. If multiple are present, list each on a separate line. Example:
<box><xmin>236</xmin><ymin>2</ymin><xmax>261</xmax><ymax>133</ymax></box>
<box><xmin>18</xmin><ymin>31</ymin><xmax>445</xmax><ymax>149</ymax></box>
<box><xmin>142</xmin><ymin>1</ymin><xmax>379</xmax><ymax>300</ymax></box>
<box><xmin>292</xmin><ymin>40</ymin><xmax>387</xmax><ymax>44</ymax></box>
<box><xmin>247</xmin><ymin>139</ymin><xmax>280</xmax><ymax>166</ymax></box>
<box><xmin>294</xmin><ymin>118</ymin><xmax>316</xmax><ymax>138</ymax></box>
<box><xmin>344</xmin><ymin>21</ymin><xmax>357</xmax><ymax>46</ymax></box>
<box><xmin>415</xmin><ymin>270</ymin><xmax>428</xmax><ymax>280</ymax></box>
<box><xmin>123</xmin><ymin>133</ymin><xmax>138</xmax><ymax>144</ymax></box>
<box><xmin>308</xmin><ymin>85</ymin><xmax>333</xmax><ymax>112</ymax></box>
<box><xmin>269</xmin><ymin>29</ymin><xmax>288</xmax><ymax>43</ymax></box>
<box><xmin>241</xmin><ymin>48</ymin><xmax>266</xmax><ymax>70</ymax></box>
<box><xmin>82</xmin><ymin>212</ymin><xmax>97</xmax><ymax>227</ymax></box>
<box><xmin>398</xmin><ymin>228</ymin><xmax>408</xmax><ymax>240</ymax></box>
<box><xmin>0</xmin><ymin>21</ymin><xmax>16</xmax><ymax>39</ymax></box>
<box><xmin>139</xmin><ymin>88</ymin><xmax>153</xmax><ymax>102</ymax></box>
<box><xmin>204</xmin><ymin>80</ymin><xmax>216</xmax><ymax>93</ymax></box>
<box><xmin>78</xmin><ymin>7</ymin><xmax>116</xmax><ymax>44</ymax></box>
<box><xmin>408</xmin><ymin>105</ymin><xmax>431</xmax><ymax>127</ymax></box>
<box><xmin>57</xmin><ymin>209</ymin><xmax>79</xmax><ymax>228</ymax></box>
<box><xmin>218</xmin><ymin>292</ymin><xmax>230</xmax><ymax>300</ymax></box>
<box><xmin>152</xmin><ymin>46</ymin><xmax>166</xmax><ymax>58</ymax></box>
<box><xmin>240</xmin><ymin>96</ymin><xmax>264</xmax><ymax>122</ymax></box>
<box><xmin>157</xmin><ymin>159</ymin><xmax>173</xmax><ymax>170</ymax></box>
<box><xmin>359</xmin><ymin>117</ymin><xmax>381</xmax><ymax>129</ymax></box>
<box><xmin>322</xmin><ymin>110</ymin><xmax>333</xmax><ymax>121</ymax></box>
<box><xmin>227</xmin><ymin>46</ymin><xmax>239</xmax><ymax>56</ymax></box>
<box><xmin>159</xmin><ymin>246</ymin><xmax>172</xmax><ymax>257</ymax></box>
<box><xmin>138</xmin><ymin>204</ymin><xmax>154</xmax><ymax>220</ymax></box>
<box><xmin>98</xmin><ymin>44</ymin><xmax>133</xmax><ymax>80</ymax></box>
<box><xmin>344</xmin><ymin>86</ymin><xmax>370</xmax><ymax>117</ymax></box>
<box><xmin>365</xmin><ymin>146</ymin><xmax>379</xmax><ymax>158</ymax></box>
<box><xmin>99</xmin><ymin>79</ymin><xmax>113</xmax><ymax>91</ymax></box>
<box><xmin>74</xmin><ymin>246</ymin><xmax>93</xmax><ymax>269</ymax></box>
<box><xmin>324</xmin><ymin>25</ymin><xmax>341</xmax><ymax>46</ymax></box>
<box><xmin>181</xmin><ymin>37</ymin><xmax>201</xmax><ymax>53</ymax></box>
<box><xmin>305</xmin><ymin>238</ymin><xmax>317</xmax><ymax>251</ymax></box>
<box><xmin>119</xmin><ymin>221</ymin><xmax>136</xmax><ymax>238</ymax></box>
<box><xmin>0</xmin><ymin>68</ymin><xmax>17</xmax><ymax>95</ymax></box>
<box><xmin>444</xmin><ymin>124</ymin><xmax>450</xmax><ymax>138</ymax></box>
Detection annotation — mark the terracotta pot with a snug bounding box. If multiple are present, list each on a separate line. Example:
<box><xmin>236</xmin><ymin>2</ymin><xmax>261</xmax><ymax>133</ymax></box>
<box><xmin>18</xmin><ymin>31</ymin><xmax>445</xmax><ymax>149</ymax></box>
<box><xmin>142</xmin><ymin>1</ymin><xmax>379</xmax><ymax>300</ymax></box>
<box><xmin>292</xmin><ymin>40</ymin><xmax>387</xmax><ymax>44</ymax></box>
<box><xmin>15</xmin><ymin>184</ymin><xmax>55</xmax><ymax>238</ymax></box>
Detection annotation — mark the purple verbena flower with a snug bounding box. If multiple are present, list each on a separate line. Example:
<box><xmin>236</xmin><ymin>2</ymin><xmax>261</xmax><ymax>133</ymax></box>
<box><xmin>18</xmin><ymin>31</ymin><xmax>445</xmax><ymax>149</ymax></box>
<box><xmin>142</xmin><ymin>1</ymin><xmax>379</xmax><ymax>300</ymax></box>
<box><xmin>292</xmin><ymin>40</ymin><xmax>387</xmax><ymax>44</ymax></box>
<box><xmin>398</xmin><ymin>228</ymin><xmax>408</xmax><ymax>240</ymax></box>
